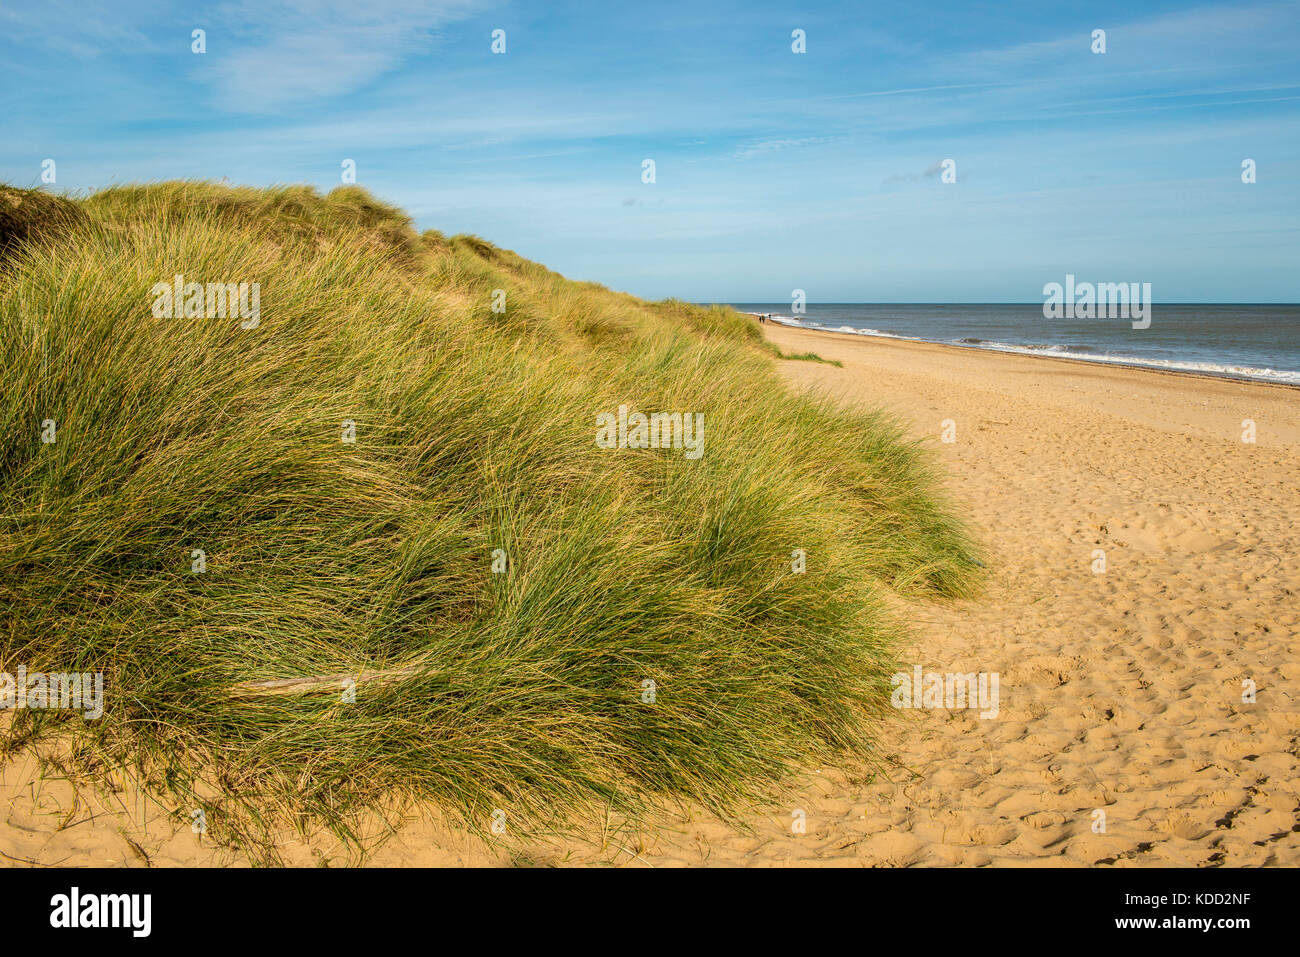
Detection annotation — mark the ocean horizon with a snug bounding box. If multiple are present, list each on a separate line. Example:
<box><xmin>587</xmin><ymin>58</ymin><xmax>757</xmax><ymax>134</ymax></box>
<box><xmin>724</xmin><ymin>303</ymin><xmax>1300</xmax><ymax>386</ymax></box>
<box><xmin>6</xmin><ymin>0</ymin><xmax>1300</xmax><ymax>890</ymax></box>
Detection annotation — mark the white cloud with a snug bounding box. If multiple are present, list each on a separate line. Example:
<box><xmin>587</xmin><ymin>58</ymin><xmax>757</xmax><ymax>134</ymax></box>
<box><xmin>731</xmin><ymin>136</ymin><xmax>826</xmax><ymax>160</ymax></box>
<box><xmin>203</xmin><ymin>0</ymin><xmax>486</xmax><ymax>112</ymax></box>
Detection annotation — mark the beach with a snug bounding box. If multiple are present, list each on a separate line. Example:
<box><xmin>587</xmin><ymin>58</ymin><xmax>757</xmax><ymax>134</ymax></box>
<box><xmin>724</xmin><ymin>322</ymin><xmax>1300</xmax><ymax>866</ymax></box>
<box><xmin>4</xmin><ymin>321</ymin><xmax>1298</xmax><ymax>867</ymax></box>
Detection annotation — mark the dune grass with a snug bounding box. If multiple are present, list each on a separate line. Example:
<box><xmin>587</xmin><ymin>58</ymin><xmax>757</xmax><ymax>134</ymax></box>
<box><xmin>759</xmin><ymin>342</ymin><xmax>844</xmax><ymax>367</ymax></box>
<box><xmin>0</xmin><ymin>181</ymin><xmax>979</xmax><ymax>859</ymax></box>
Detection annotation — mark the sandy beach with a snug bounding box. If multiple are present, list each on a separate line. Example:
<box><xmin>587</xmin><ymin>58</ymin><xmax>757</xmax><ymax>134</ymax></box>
<box><xmin>4</xmin><ymin>322</ymin><xmax>1298</xmax><ymax>867</ymax></box>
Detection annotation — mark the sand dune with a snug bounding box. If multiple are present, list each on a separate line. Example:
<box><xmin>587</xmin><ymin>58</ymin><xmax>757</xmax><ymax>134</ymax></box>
<box><xmin>4</xmin><ymin>324</ymin><xmax>1297</xmax><ymax>866</ymax></box>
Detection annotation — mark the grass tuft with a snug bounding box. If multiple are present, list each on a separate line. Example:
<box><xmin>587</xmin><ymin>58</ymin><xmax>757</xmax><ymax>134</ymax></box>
<box><xmin>0</xmin><ymin>181</ymin><xmax>979</xmax><ymax>859</ymax></box>
<box><xmin>0</xmin><ymin>185</ymin><xmax>88</xmax><ymax>262</ymax></box>
<box><xmin>758</xmin><ymin>340</ymin><xmax>844</xmax><ymax>366</ymax></box>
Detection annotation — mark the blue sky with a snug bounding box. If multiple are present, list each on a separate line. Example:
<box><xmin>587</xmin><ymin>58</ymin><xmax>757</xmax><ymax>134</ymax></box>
<box><xmin>2</xmin><ymin>0</ymin><xmax>1297</xmax><ymax>301</ymax></box>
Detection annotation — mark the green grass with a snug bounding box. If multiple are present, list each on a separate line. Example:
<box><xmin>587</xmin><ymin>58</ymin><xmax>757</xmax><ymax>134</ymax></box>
<box><xmin>758</xmin><ymin>340</ymin><xmax>845</xmax><ymax>367</ymax></box>
<box><xmin>0</xmin><ymin>181</ymin><xmax>979</xmax><ymax>860</ymax></box>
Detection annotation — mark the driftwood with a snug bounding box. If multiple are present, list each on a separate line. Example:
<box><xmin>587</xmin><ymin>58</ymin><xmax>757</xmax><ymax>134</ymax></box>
<box><xmin>227</xmin><ymin>658</ymin><xmax>435</xmax><ymax>699</ymax></box>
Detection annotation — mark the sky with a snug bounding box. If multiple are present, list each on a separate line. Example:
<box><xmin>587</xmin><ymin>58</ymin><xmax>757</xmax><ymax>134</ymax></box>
<box><xmin>2</xmin><ymin>0</ymin><xmax>1298</xmax><ymax>302</ymax></box>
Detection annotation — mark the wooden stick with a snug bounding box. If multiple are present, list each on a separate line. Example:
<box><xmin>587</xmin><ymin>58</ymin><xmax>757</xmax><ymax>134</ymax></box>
<box><xmin>227</xmin><ymin>659</ymin><xmax>435</xmax><ymax>699</ymax></box>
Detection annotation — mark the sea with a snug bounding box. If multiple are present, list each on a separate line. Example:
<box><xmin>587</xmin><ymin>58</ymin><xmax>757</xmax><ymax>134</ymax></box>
<box><xmin>725</xmin><ymin>304</ymin><xmax>1300</xmax><ymax>386</ymax></box>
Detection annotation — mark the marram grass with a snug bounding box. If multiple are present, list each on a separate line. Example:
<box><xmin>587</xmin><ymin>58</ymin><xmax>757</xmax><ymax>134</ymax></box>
<box><xmin>0</xmin><ymin>181</ymin><xmax>979</xmax><ymax>859</ymax></box>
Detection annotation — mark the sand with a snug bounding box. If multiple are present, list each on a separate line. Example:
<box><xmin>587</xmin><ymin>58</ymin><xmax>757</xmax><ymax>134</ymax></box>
<box><xmin>4</xmin><ymin>323</ymin><xmax>1298</xmax><ymax>867</ymax></box>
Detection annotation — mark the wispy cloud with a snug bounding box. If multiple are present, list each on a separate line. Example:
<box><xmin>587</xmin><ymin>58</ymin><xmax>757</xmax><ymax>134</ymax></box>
<box><xmin>731</xmin><ymin>136</ymin><xmax>826</xmax><ymax>160</ymax></box>
<box><xmin>202</xmin><ymin>0</ymin><xmax>486</xmax><ymax>112</ymax></box>
<box><xmin>1</xmin><ymin>0</ymin><xmax>1296</xmax><ymax>300</ymax></box>
<box><xmin>948</xmin><ymin>0</ymin><xmax>1298</xmax><ymax>73</ymax></box>
<box><xmin>0</xmin><ymin>0</ymin><xmax>157</xmax><ymax>58</ymax></box>
<box><xmin>882</xmin><ymin>160</ymin><xmax>946</xmax><ymax>186</ymax></box>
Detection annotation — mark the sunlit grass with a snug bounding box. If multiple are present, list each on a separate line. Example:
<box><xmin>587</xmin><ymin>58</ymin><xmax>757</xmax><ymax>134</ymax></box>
<box><xmin>0</xmin><ymin>181</ymin><xmax>979</xmax><ymax>859</ymax></box>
